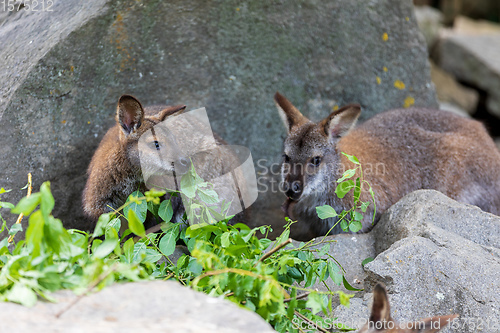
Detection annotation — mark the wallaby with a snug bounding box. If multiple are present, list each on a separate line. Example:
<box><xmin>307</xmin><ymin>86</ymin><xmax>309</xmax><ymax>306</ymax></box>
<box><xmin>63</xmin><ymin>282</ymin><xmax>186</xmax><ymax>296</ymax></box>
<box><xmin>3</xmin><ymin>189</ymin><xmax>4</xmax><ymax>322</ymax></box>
<box><xmin>358</xmin><ymin>283</ymin><xmax>458</xmax><ymax>333</ymax></box>
<box><xmin>275</xmin><ymin>92</ymin><xmax>500</xmax><ymax>239</ymax></box>
<box><xmin>83</xmin><ymin>95</ymin><xmax>250</xmax><ymax>228</ymax></box>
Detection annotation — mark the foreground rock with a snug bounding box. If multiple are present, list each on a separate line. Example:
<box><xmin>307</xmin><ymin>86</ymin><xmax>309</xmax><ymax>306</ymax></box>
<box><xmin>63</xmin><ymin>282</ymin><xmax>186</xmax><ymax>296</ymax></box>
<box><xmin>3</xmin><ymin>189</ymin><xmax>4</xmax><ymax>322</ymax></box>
<box><xmin>0</xmin><ymin>281</ymin><xmax>276</xmax><ymax>333</ymax></box>
<box><xmin>332</xmin><ymin>190</ymin><xmax>500</xmax><ymax>332</ymax></box>
<box><xmin>435</xmin><ymin>17</ymin><xmax>500</xmax><ymax>119</ymax></box>
<box><xmin>0</xmin><ymin>0</ymin><xmax>436</xmax><ymax>237</ymax></box>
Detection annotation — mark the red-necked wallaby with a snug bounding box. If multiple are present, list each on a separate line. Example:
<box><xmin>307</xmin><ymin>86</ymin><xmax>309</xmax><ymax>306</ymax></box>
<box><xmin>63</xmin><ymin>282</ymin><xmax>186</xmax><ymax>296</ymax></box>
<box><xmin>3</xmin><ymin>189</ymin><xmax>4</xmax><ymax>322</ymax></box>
<box><xmin>82</xmin><ymin>95</ymin><xmax>187</xmax><ymax>222</ymax></box>
<box><xmin>276</xmin><ymin>92</ymin><xmax>500</xmax><ymax>239</ymax></box>
<box><xmin>83</xmin><ymin>95</ymin><xmax>251</xmax><ymax>228</ymax></box>
<box><xmin>358</xmin><ymin>284</ymin><xmax>458</xmax><ymax>333</ymax></box>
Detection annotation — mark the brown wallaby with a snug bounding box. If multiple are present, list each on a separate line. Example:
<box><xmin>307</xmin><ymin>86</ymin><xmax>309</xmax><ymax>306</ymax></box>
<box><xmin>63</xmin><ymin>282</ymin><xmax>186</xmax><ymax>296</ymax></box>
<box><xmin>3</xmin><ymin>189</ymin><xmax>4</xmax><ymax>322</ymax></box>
<box><xmin>276</xmin><ymin>92</ymin><xmax>500</xmax><ymax>239</ymax></box>
<box><xmin>358</xmin><ymin>283</ymin><xmax>458</xmax><ymax>333</ymax></box>
<box><xmin>358</xmin><ymin>284</ymin><xmax>458</xmax><ymax>333</ymax></box>
<box><xmin>82</xmin><ymin>95</ymin><xmax>187</xmax><ymax>223</ymax></box>
<box><xmin>83</xmin><ymin>95</ymin><xmax>251</xmax><ymax>229</ymax></box>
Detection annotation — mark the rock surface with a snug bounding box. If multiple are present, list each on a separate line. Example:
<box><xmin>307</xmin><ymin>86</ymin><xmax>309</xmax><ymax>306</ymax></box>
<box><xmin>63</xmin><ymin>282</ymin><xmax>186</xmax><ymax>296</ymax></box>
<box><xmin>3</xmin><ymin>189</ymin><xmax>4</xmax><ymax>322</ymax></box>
<box><xmin>0</xmin><ymin>280</ymin><xmax>276</xmax><ymax>333</ymax></box>
<box><xmin>0</xmin><ymin>0</ymin><xmax>436</xmax><ymax>237</ymax></box>
<box><xmin>435</xmin><ymin>18</ymin><xmax>500</xmax><ymax>119</ymax></box>
<box><xmin>430</xmin><ymin>60</ymin><xmax>478</xmax><ymax>115</ymax></box>
<box><xmin>415</xmin><ymin>5</ymin><xmax>443</xmax><ymax>49</ymax></box>
<box><xmin>331</xmin><ymin>190</ymin><xmax>500</xmax><ymax>333</ymax></box>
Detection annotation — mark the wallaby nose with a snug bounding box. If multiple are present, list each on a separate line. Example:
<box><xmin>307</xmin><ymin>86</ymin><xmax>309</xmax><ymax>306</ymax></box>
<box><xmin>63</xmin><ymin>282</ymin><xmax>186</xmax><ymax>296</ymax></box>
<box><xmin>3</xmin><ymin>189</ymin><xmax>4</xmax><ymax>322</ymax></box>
<box><xmin>285</xmin><ymin>181</ymin><xmax>302</xmax><ymax>200</ymax></box>
<box><xmin>179</xmin><ymin>157</ymin><xmax>189</xmax><ymax>167</ymax></box>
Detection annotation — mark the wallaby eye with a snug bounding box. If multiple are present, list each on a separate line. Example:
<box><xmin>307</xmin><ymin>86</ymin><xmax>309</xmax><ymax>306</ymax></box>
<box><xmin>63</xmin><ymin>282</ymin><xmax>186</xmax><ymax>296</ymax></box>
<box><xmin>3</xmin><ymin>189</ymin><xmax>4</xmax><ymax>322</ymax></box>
<box><xmin>153</xmin><ymin>140</ymin><xmax>160</xmax><ymax>150</ymax></box>
<box><xmin>311</xmin><ymin>156</ymin><xmax>322</xmax><ymax>166</ymax></box>
<box><xmin>283</xmin><ymin>154</ymin><xmax>290</xmax><ymax>163</ymax></box>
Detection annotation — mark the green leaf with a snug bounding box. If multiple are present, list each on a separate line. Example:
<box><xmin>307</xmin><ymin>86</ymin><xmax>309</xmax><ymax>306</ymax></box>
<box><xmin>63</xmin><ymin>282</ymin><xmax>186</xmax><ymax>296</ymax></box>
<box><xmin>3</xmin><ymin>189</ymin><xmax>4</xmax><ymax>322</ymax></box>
<box><xmin>337</xmin><ymin>169</ymin><xmax>356</xmax><ymax>183</ymax></box>
<box><xmin>335</xmin><ymin>180</ymin><xmax>355</xmax><ymax>199</ymax></box>
<box><xmin>360</xmin><ymin>201</ymin><xmax>370</xmax><ymax>212</ymax></box>
<box><xmin>0</xmin><ymin>202</ymin><xmax>15</xmax><ymax>209</ymax></box>
<box><xmin>341</xmin><ymin>152</ymin><xmax>360</xmax><ymax>165</ymax></box>
<box><xmin>316</xmin><ymin>205</ymin><xmax>337</xmax><ymax>220</ymax></box>
<box><xmin>349</xmin><ymin>220</ymin><xmax>363</xmax><ymax>233</ymax></box>
<box><xmin>361</xmin><ymin>257</ymin><xmax>374</xmax><ymax>268</ymax></box>
<box><xmin>6</xmin><ymin>284</ymin><xmax>38</xmax><ymax>307</ymax></box>
<box><xmin>158</xmin><ymin>200</ymin><xmax>173</xmax><ymax>223</ymax></box>
<box><xmin>353</xmin><ymin>177</ymin><xmax>361</xmax><ymax>201</ymax></box>
<box><xmin>26</xmin><ymin>210</ymin><xmax>44</xmax><ymax>257</ymax></box>
<box><xmin>0</xmin><ymin>187</ymin><xmax>11</xmax><ymax>194</ymax></box>
<box><xmin>338</xmin><ymin>291</ymin><xmax>352</xmax><ymax>307</ymax></box>
<box><xmin>93</xmin><ymin>238</ymin><xmax>119</xmax><ymax>259</ymax></box>
<box><xmin>8</xmin><ymin>223</ymin><xmax>22</xmax><ymax>236</ymax></box>
<box><xmin>306</xmin><ymin>292</ymin><xmax>326</xmax><ymax>314</ymax></box>
<box><xmin>11</xmin><ymin>193</ymin><xmax>41</xmax><ymax>215</ymax></box>
<box><xmin>159</xmin><ymin>226</ymin><xmax>178</xmax><ymax>256</ymax></box>
<box><xmin>123</xmin><ymin>191</ymin><xmax>147</xmax><ymax>223</ymax></box>
<box><xmin>127</xmin><ymin>209</ymin><xmax>145</xmax><ymax>238</ymax></box>
<box><xmin>198</xmin><ymin>188</ymin><xmax>219</xmax><ymax>205</ymax></box>
<box><xmin>220</xmin><ymin>232</ymin><xmax>231</xmax><ymax>248</ymax></box>
<box><xmin>123</xmin><ymin>238</ymin><xmax>134</xmax><ymax>263</ymax></box>
<box><xmin>328</xmin><ymin>261</ymin><xmax>343</xmax><ymax>286</ymax></box>
<box><xmin>180</xmin><ymin>172</ymin><xmax>197</xmax><ymax>199</ymax></box>
<box><xmin>92</xmin><ymin>213</ymin><xmax>111</xmax><ymax>238</ymax></box>
<box><xmin>353</xmin><ymin>211</ymin><xmax>363</xmax><ymax>221</ymax></box>
<box><xmin>40</xmin><ymin>182</ymin><xmax>55</xmax><ymax>218</ymax></box>
<box><xmin>343</xmin><ymin>276</ymin><xmax>363</xmax><ymax>291</ymax></box>
<box><xmin>340</xmin><ymin>219</ymin><xmax>349</xmax><ymax>232</ymax></box>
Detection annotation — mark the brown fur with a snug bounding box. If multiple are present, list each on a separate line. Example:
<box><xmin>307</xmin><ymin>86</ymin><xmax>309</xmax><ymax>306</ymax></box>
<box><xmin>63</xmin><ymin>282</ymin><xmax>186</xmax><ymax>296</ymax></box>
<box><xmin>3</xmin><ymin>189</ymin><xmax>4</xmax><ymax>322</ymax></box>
<box><xmin>358</xmin><ymin>284</ymin><xmax>458</xmax><ymax>333</ymax></box>
<box><xmin>82</xmin><ymin>95</ymin><xmax>187</xmax><ymax>222</ymax></box>
<box><xmin>275</xmin><ymin>92</ymin><xmax>500</xmax><ymax>240</ymax></box>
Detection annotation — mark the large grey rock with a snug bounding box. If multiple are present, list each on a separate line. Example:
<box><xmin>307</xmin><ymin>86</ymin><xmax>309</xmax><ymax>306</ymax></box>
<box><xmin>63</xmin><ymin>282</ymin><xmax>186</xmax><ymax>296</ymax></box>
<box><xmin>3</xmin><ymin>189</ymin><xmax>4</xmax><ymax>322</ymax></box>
<box><xmin>329</xmin><ymin>190</ymin><xmax>500</xmax><ymax>332</ymax></box>
<box><xmin>0</xmin><ymin>0</ymin><xmax>437</xmax><ymax>236</ymax></box>
<box><xmin>436</xmin><ymin>20</ymin><xmax>500</xmax><ymax>119</ymax></box>
<box><xmin>371</xmin><ymin>190</ymin><xmax>500</xmax><ymax>255</ymax></box>
<box><xmin>0</xmin><ymin>280</ymin><xmax>276</xmax><ymax>332</ymax></box>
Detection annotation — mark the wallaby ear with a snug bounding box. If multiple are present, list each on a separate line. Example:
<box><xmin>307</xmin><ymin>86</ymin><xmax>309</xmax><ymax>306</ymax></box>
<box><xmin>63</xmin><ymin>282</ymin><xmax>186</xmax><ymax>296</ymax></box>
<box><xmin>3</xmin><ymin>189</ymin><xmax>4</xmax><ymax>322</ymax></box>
<box><xmin>274</xmin><ymin>92</ymin><xmax>309</xmax><ymax>133</ymax></box>
<box><xmin>319</xmin><ymin>104</ymin><xmax>361</xmax><ymax>138</ymax></box>
<box><xmin>117</xmin><ymin>95</ymin><xmax>144</xmax><ymax>135</ymax></box>
<box><xmin>369</xmin><ymin>283</ymin><xmax>392</xmax><ymax>325</ymax></box>
<box><xmin>156</xmin><ymin>105</ymin><xmax>187</xmax><ymax>122</ymax></box>
<box><xmin>413</xmin><ymin>314</ymin><xmax>459</xmax><ymax>333</ymax></box>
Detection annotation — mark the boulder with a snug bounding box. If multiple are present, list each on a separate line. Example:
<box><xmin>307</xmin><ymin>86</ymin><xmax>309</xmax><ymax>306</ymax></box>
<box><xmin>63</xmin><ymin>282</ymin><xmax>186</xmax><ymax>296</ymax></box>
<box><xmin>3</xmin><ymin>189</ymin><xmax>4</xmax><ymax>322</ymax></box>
<box><xmin>439</xmin><ymin>0</ymin><xmax>500</xmax><ymax>25</ymax></box>
<box><xmin>415</xmin><ymin>5</ymin><xmax>443</xmax><ymax>49</ymax></box>
<box><xmin>331</xmin><ymin>190</ymin><xmax>500</xmax><ymax>332</ymax></box>
<box><xmin>435</xmin><ymin>17</ymin><xmax>500</xmax><ymax>119</ymax></box>
<box><xmin>430</xmin><ymin>60</ymin><xmax>478</xmax><ymax>115</ymax></box>
<box><xmin>0</xmin><ymin>280</ymin><xmax>276</xmax><ymax>333</ymax></box>
<box><xmin>0</xmin><ymin>0</ymin><xmax>437</xmax><ymax>238</ymax></box>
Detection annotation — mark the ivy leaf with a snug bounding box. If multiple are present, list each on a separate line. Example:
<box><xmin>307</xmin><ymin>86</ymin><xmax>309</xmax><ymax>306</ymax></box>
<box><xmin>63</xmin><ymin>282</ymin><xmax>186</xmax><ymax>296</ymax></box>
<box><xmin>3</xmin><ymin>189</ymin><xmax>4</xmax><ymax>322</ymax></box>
<box><xmin>316</xmin><ymin>205</ymin><xmax>337</xmax><ymax>220</ymax></box>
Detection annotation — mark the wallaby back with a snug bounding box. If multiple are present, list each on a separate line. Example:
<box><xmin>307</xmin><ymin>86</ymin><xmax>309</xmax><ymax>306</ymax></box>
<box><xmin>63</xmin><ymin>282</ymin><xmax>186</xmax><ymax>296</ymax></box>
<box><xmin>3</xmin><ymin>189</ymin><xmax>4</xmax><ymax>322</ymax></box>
<box><xmin>275</xmin><ymin>92</ymin><xmax>500</xmax><ymax>239</ymax></box>
<box><xmin>358</xmin><ymin>284</ymin><xmax>458</xmax><ymax>333</ymax></box>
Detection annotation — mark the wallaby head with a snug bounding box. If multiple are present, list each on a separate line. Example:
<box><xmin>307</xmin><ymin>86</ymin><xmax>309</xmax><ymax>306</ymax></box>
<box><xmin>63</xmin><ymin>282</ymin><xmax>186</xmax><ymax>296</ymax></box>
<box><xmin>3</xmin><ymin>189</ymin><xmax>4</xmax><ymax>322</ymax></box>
<box><xmin>358</xmin><ymin>284</ymin><xmax>458</xmax><ymax>333</ymax></box>
<box><xmin>82</xmin><ymin>95</ymin><xmax>186</xmax><ymax>221</ymax></box>
<box><xmin>275</xmin><ymin>92</ymin><xmax>360</xmax><ymax>220</ymax></box>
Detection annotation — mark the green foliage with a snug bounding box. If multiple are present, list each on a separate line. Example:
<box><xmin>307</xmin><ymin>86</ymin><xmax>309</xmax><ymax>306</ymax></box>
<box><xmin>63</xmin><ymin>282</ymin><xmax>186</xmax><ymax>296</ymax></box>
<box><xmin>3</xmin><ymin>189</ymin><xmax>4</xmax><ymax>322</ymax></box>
<box><xmin>316</xmin><ymin>152</ymin><xmax>377</xmax><ymax>234</ymax></box>
<box><xmin>0</xmin><ymin>162</ymin><xmax>365</xmax><ymax>332</ymax></box>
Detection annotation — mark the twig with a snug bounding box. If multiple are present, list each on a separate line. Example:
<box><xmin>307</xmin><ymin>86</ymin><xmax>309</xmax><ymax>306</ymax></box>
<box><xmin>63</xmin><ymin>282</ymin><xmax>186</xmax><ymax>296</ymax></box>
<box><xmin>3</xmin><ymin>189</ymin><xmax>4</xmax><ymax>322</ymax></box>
<box><xmin>8</xmin><ymin>173</ymin><xmax>32</xmax><ymax>243</ymax></box>
<box><xmin>55</xmin><ymin>263</ymin><xmax>118</xmax><ymax>318</ymax></box>
<box><xmin>257</xmin><ymin>238</ymin><xmax>292</xmax><ymax>264</ymax></box>
<box><xmin>284</xmin><ymin>291</ymin><xmax>311</xmax><ymax>303</ymax></box>
<box><xmin>294</xmin><ymin>310</ymin><xmax>329</xmax><ymax>333</ymax></box>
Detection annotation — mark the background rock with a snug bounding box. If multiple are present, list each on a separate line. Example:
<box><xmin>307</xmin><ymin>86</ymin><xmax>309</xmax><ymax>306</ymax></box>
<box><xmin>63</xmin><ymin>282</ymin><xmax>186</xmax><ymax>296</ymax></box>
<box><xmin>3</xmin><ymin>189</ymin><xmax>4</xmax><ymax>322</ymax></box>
<box><xmin>415</xmin><ymin>5</ymin><xmax>443</xmax><ymax>49</ymax></box>
<box><xmin>0</xmin><ymin>280</ymin><xmax>276</xmax><ymax>333</ymax></box>
<box><xmin>332</xmin><ymin>190</ymin><xmax>500</xmax><ymax>332</ymax></box>
<box><xmin>435</xmin><ymin>18</ymin><xmax>500</xmax><ymax>119</ymax></box>
<box><xmin>430</xmin><ymin>60</ymin><xmax>478</xmax><ymax>115</ymax></box>
<box><xmin>0</xmin><ymin>0</ymin><xmax>437</xmax><ymax>238</ymax></box>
